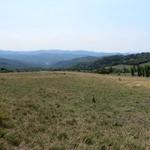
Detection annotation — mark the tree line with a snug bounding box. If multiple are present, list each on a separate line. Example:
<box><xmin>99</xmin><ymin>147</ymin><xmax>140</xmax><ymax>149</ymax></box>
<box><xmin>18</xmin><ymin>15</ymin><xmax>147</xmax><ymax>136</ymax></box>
<box><xmin>93</xmin><ymin>64</ymin><xmax>150</xmax><ymax>77</ymax></box>
<box><xmin>130</xmin><ymin>65</ymin><xmax>150</xmax><ymax>77</ymax></box>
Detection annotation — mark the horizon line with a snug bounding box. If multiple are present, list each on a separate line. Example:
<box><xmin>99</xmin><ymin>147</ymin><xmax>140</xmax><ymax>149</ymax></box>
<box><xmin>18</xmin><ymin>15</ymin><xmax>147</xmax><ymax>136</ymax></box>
<box><xmin>0</xmin><ymin>49</ymin><xmax>147</xmax><ymax>54</ymax></box>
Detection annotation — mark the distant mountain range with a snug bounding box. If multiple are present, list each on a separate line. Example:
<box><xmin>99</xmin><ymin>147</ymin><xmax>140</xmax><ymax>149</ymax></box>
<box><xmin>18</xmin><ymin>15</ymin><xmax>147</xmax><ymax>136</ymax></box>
<box><xmin>0</xmin><ymin>50</ymin><xmax>150</xmax><ymax>73</ymax></box>
<box><xmin>0</xmin><ymin>50</ymin><xmax>120</xmax><ymax>70</ymax></box>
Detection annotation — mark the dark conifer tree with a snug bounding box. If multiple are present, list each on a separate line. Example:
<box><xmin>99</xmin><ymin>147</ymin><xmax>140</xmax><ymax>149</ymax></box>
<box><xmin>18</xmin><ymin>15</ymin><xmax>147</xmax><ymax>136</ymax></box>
<box><xmin>137</xmin><ymin>65</ymin><xmax>142</xmax><ymax>77</ymax></box>
<box><xmin>131</xmin><ymin>67</ymin><xmax>135</xmax><ymax>76</ymax></box>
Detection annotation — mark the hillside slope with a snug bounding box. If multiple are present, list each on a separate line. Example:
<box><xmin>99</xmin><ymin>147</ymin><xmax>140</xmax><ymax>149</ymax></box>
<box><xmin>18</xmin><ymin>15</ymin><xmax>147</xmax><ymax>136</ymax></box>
<box><xmin>52</xmin><ymin>56</ymin><xmax>99</xmax><ymax>69</ymax></box>
<box><xmin>73</xmin><ymin>52</ymin><xmax>150</xmax><ymax>70</ymax></box>
<box><xmin>0</xmin><ymin>58</ymin><xmax>28</xmax><ymax>70</ymax></box>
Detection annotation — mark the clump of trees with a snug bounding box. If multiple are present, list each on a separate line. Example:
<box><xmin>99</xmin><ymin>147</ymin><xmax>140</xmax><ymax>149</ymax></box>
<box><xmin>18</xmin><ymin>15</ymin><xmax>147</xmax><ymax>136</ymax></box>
<box><xmin>96</xmin><ymin>67</ymin><xmax>113</xmax><ymax>74</ymax></box>
<box><xmin>95</xmin><ymin>66</ymin><xmax>130</xmax><ymax>75</ymax></box>
<box><xmin>94</xmin><ymin>64</ymin><xmax>150</xmax><ymax>78</ymax></box>
<box><xmin>130</xmin><ymin>65</ymin><xmax>150</xmax><ymax>77</ymax></box>
<box><xmin>0</xmin><ymin>68</ymin><xmax>12</xmax><ymax>73</ymax></box>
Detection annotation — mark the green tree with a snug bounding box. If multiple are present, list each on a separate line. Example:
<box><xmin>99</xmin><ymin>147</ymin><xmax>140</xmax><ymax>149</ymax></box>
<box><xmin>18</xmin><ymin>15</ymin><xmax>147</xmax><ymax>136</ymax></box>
<box><xmin>145</xmin><ymin>66</ymin><xmax>150</xmax><ymax>77</ymax></box>
<box><xmin>137</xmin><ymin>65</ymin><xmax>142</xmax><ymax>77</ymax></box>
<box><xmin>131</xmin><ymin>67</ymin><xmax>135</xmax><ymax>76</ymax></box>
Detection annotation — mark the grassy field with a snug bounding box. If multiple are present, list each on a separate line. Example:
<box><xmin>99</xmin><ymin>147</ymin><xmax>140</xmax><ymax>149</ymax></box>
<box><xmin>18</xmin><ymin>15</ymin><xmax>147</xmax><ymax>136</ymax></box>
<box><xmin>0</xmin><ymin>71</ymin><xmax>150</xmax><ymax>150</ymax></box>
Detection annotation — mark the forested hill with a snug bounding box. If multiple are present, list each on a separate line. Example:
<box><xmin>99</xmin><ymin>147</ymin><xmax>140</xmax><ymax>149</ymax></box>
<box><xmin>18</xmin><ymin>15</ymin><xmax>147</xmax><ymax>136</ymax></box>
<box><xmin>0</xmin><ymin>50</ymin><xmax>118</xmax><ymax>68</ymax></box>
<box><xmin>0</xmin><ymin>50</ymin><xmax>119</xmax><ymax>71</ymax></box>
<box><xmin>73</xmin><ymin>53</ymin><xmax>150</xmax><ymax>70</ymax></box>
<box><xmin>52</xmin><ymin>56</ymin><xmax>99</xmax><ymax>69</ymax></box>
<box><xmin>0</xmin><ymin>58</ymin><xmax>28</xmax><ymax>71</ymax></box>
<box><xmin>0</xmin><ymin>51</ymin><xmax>150</xmax><ymax>72</ymax></box>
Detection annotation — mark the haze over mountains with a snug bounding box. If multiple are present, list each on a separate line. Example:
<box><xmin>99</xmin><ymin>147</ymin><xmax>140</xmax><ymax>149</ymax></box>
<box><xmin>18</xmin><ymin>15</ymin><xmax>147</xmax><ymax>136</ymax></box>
<box><xmin>0</xmin><ymin>50</ymin><xmax>120</xmax><ymax>70</ymax></box>
<box><xmin>1</xmin><ymin>49</ymin><xmax>150</xmax><ymax>72</ymax></box>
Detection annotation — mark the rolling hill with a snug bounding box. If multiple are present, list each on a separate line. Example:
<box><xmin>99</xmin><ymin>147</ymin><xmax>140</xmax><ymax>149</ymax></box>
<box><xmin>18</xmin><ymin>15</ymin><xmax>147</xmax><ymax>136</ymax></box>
<box><xmin>52</xmin><ymin>56</ymin><xmax>99</xmax><ymax>69</ymax></box>
<box><xmin>0</xmin><ymin>58</ymin><xmax>28</xmax><ymax>70</ymax></box>
<box><xmin>72</xmin><ymin>52</ymin><xmax>150</xmax><ymax>70</ymax></box>
<box><xmin>1</xmin><ymin>50</ymin><xmax>150</xmax><ymax>72</ymax></box>
<box><xmin>0</xmin><ymin>50</ymin><xmax>119</xmax><ymax>68</ymax></box>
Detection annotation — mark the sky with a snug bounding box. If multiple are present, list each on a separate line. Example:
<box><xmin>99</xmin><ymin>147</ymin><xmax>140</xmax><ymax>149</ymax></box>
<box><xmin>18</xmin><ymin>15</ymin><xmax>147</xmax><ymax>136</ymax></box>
<box><xmin>0</xmin><ymin>0</ymin><xmax>150</xmax><ymax>52</ymax></box>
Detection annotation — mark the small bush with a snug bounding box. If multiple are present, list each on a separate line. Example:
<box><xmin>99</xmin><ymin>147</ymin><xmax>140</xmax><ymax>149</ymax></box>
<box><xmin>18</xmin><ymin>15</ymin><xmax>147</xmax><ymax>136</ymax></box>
<box><xmin>4</xmin><ymin>132</ymin><xmax>22</xmax><ymax>146</ymax></box>
<box><xmin>57</xmin><ymin>132</ymin><xmax>68</xmax><ymax>141</ymax></box>
<box><xmin>83</xmin><ymin>136</ymin><xmax>93</xmax><ymax>145</ymax></box>
<box><xmin>50</xmin><ymin>145</ymin><xmax>66</xmax><ymax>150</ymax></box>
<box><xmin>0</xmin><ymin>128</ymin><xmax>7</xmax><ymax>138</ymax></box>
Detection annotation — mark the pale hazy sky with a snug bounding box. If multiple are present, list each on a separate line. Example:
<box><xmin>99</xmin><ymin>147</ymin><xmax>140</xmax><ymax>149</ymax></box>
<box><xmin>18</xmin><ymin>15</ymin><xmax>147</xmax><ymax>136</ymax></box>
<box><xmin>0</xmin><ymin>0</ymin><xmax>150</xmax><ymax>52</ymax></box>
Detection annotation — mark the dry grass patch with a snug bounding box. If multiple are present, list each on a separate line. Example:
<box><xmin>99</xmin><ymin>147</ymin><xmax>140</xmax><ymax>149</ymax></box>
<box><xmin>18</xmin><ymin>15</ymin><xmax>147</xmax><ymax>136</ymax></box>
<box><xmin>0</xmin><ymin>71</ymin><xmax>150</xmax><ymax>149</ymax></box>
